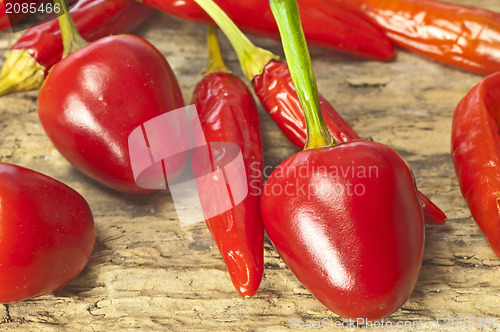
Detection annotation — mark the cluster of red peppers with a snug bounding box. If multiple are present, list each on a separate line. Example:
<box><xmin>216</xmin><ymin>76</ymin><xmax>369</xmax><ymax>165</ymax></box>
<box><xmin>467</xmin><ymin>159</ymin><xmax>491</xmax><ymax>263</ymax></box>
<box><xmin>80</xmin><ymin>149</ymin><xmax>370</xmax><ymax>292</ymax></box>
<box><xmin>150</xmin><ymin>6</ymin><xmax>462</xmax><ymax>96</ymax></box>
<box><xmin>0</xmin><ymin>0</ymin><xmax>499</xmax><ymax>322</ymax></box>
<box><xmin>191</xmin><ymin>0</ymin><xmax>428</xmax><ymax>320</ymax></box>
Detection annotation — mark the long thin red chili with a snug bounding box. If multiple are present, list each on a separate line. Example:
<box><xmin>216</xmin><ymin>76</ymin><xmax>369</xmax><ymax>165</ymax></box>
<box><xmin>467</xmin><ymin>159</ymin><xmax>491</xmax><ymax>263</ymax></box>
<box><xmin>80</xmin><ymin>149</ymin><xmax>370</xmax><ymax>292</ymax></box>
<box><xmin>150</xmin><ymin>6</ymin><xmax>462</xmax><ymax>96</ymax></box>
<box><xmin>0</xmin><ymin>0</ymin><xmax>152</xmax><ymax>95</ymax></box>
<box><xmin>253</xmin><ymin>60</ymin><xmax>447</xmax><ymax>225</ymax></box>
<box><xmin>326</xmin><ymin>0</ymin><xmax>500</xmax><ymax>75</ymax></box>
<box><xmin>141</xmin><ymin>0</ymin><xmax>394</xmax><ymax>61</ymax></box>
<box><xmin>191</xmin><ymin>27</ymin><xmax>264</xmax><ymax>297</ymax></box>
<box><xmin>452</xmin><ymin>72</ymin><xmax>500</xmax><ymax>258</ymax></box>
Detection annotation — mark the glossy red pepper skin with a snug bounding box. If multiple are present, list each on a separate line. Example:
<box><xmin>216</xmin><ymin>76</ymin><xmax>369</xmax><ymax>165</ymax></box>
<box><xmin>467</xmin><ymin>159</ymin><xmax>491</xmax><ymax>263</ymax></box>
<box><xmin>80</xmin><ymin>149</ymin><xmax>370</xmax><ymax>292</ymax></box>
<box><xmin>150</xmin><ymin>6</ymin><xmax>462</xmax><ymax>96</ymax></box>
<box><xmin>261</xmin><ymin>140</ymin><xmax>425</xmax><ymax>320</ymax></box>
<box><xmin>327</xmin><ymin>0</ymin><xmax>500</xmax><ymax>75</ymax></box>
<box><xmin>253</xmin><ymin>60</ymin><xmax>446</xmax><ymax>225</ymax></box>
<box><xmin>452</xmin><ymin>72</ymin><xmax>500</xmax><ymax>258</ymax></box>
<box><xmin>254</xmin><ymin>60</ymin><xmax>359</xmax><ymax>147</ymax></box>
<box><xmin>37</xmin><ymin>35</ymin><xmax>185</xmax><ymax>194</ymax></box>
<box><xmin>11</xmin><ymin>0</ymin><xmax>152</xmax><ymax>75</ymax></box>
<box><xmin>191</xmin><ymin>72</ymin><xmax>264</xmax><ymax>297</ymax></box>
<box><xmin>0</xmin><ymin>163</ymin><xmax>95</xmax><ymax>304</ymax></box>
<box><xmin>142</xmin><ymin>0</ymin><xmax>394</xmax><ymax>60</ymax></box>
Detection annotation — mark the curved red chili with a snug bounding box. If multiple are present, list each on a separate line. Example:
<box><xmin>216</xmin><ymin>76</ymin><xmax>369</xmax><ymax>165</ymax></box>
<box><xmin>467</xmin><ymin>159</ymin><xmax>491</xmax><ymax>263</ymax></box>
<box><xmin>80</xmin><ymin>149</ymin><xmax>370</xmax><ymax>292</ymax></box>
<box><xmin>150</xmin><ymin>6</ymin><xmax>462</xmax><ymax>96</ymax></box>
<box><xmin>452</xmin><ymin>72</ymin><xmax>500</xmax><ymax>258</ymax></box>
<box><xmin>254</xmin><ymin>60</ymin><xmax>360</xmax><ymax>146</ymax></box>
<box><xmin>327</xmin><ymin>0</ymin><xmax>500</xmax><ymax>75</ymax></box>
<box><xmin>143</xmin><ymin>0</ymin><xmax>394</xmax><ymax>60</ymax></box>
<box><xmin>253</xmin><ymin>60</ymin><xmax>447</xmax><ymax>225</ymax></box>
<box><xmin>0</xmin><ymin>0</ymin><xmax>152</xmax><ymax>95</ymax></box>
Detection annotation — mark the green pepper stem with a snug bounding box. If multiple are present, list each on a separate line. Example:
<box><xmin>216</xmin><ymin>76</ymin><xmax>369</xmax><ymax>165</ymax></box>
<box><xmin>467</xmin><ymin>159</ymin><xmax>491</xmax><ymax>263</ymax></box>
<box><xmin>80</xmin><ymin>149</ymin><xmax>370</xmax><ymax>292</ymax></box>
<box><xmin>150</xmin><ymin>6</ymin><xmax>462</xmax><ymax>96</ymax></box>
<box><xmin>270</xmin><ymin>0</ymin><xmax>336</xmax><ymax>149</ymax></box>
<box><xmin>192</xmin><ymin>0</ymin><xmax>278</xmax><ymax>81</ymax></box>
<box><xmin>53</xmin><ymin>0</ymin><xmax>87</xmax><ymax>58</ymax></box>
<box><xmin>205</xmin><ymin>26</ymin><xmax>230</xmax><ymax>74</ymax></box>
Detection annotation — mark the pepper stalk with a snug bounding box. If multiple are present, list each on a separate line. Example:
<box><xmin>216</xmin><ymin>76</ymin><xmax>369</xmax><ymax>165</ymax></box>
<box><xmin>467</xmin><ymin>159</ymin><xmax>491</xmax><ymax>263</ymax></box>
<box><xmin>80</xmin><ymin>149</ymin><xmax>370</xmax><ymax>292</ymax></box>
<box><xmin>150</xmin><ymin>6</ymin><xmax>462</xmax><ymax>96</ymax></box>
<box><xmin>205</xmin><ymin>26</ymin><xmax>230</xmax><ymax>75</ymax></box>
<box><xmin>269</xmin><ymin>0</ymin><xmax>336</xmax><ymax>150</ymax></box>
<box><xmin>54</xmin><ymin>0</ymin><xmax>87</xmax><ymax>58</ymax></box>
<box><xmin>192</xmin><ymin>0</ymin><xmax>278</xmax><ymax>81</ymax></box>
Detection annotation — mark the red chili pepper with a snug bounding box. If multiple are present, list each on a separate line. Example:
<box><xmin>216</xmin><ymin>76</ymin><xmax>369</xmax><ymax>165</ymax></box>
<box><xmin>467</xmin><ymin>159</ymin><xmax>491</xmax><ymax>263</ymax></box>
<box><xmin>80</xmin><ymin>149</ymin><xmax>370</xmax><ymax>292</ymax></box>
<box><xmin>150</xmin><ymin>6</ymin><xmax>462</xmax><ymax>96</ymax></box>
<box><xmin>192</xmin><ymin>0</ymin><xmax>446</xmax><ymax>225</ymax></box>
<box><xmin>261</xmin><ymin>0</ymin><xmax>424</xmax><ymax>319</ymax></box>
<box><xmin>452</xmin><ymin>72</ymin><xmax>500</xmax><ymax>258</ymax></box>
<box><xmin>326</xmin><ymin>0</ymin><xmax>500</xmax><ymax>75</ymax></box>
<box><xmin>37</xmin><ymin>4</ymin><xmax>184</xmax><ymax>194</ymax></box>
<box><xmin>253</xmin><ymin>60</ymin><xmax>446</xmax><ymax>225</ymax></box>
<box><xmin>0</xmin><ymin>162</ymin><xmax>95</xmax><ymax>304</ymax></box>
<box><xmin>142</xmin><ymin>0</ymin><xmax>394</xmax><ymax>61</ymax></box>
<box><xmin>191</xmin><ymin>26</ymin><xmax>264</xmax><ymax>297</ymax></box>
<box><xmin>0</xmin><ymin>0</ymin><xmax>152</xmax><ymax>95</ymax></box>
<box><xmin>254</xmin><ymin>59</ymin><xmax>361</xmax><ymax>147</ymax></box>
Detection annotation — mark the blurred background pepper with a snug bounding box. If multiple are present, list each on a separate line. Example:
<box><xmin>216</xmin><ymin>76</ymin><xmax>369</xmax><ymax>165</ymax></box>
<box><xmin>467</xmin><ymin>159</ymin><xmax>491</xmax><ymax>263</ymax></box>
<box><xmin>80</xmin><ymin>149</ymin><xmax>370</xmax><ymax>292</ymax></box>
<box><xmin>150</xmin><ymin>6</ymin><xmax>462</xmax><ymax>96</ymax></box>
<box><xmin>327</xmin><ymin>0</ymin><xmax>500</xmax><ymax>75</ymax></box>
<box><xmin>142</xmin><ymin>0</ymin><xmax>394</xmax><ymax>61</ymax></box>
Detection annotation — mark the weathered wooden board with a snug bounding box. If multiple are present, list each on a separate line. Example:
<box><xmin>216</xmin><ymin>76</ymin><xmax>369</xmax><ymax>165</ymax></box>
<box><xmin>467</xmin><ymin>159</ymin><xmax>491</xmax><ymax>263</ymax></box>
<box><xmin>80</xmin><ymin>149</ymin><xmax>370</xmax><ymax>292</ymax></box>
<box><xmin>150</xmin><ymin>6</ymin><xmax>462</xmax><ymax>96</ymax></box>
<box><xmin>1</xmin><ymin>0</ymin><xmax>500</xmax><ymax>330</ymax></box>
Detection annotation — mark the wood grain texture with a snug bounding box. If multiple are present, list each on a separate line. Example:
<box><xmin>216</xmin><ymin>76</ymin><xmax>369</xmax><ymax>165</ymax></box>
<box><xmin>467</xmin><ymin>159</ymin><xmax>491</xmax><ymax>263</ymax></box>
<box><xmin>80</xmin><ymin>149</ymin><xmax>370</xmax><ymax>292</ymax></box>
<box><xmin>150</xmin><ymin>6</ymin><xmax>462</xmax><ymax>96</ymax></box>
<box><xmin>1</xmin><ymin>0</ymin><xmax>500</xmax><ymax>330</ymax></box>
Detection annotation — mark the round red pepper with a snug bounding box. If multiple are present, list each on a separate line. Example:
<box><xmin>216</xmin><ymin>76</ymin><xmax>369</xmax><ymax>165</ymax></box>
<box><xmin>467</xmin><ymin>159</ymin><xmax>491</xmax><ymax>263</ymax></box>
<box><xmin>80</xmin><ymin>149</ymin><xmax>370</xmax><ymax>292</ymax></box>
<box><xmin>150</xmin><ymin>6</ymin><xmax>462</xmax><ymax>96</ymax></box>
<box><xmin>0</xmin><ymin>163</ymin><xmax>95</xmax><ymax>304</ymax></box>
<box><xmin>260</xmin><ymin>0</ymin><xmax>425</xmax><ymax>319</ymax></box>
<box><xmin>261</xmin><ymin>141</ymin><xmax>425</xmax><ymax>319</ymax></box>
<box><xmin>37</xmin><ymin>34</ymin><xmax>184</xmax><ymax>193</ymax></box>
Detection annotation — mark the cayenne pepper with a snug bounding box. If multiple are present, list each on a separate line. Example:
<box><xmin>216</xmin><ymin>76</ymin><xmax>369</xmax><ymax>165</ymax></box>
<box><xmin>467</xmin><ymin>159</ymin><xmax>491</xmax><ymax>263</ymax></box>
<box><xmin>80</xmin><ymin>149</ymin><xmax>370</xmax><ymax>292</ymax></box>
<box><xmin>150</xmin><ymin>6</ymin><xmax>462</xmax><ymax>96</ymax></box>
<box><xmin>452</xmin><ymin>72</ymin><xmax>500</xmax><ymax>258</ymax></box>
<box><xmin>193</xmin><ymin>0</ymin><xmax>447</xmax><ymax>226</ymax></box>
<box><xmin>191</xmin><ymin>26</ymin><xmax>264</xmax><ymax>297</ymax></box>
<box><xmin>327</xmin><ymin>0</ymin><xmax>500</xmax><ymax>75</ymax></box>
<box><xmin>253</xmin><ymin>60</ymin><xmax>446</xmax><ymax>225</ymax></box>
<box><xmin>0</xmin><ymin>0</ymin><xmax>152</xmax><ymax>95</ymax></box>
